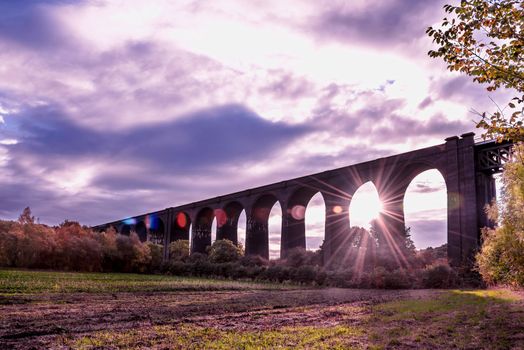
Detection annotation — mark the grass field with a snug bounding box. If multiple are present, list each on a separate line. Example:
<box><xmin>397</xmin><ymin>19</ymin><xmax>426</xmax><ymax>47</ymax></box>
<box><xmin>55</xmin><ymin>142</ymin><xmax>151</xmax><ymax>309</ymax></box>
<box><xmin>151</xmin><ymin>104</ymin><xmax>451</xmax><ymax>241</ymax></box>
<box><xmin>0</xmin><ymin>269</ymin><xmax>290</xmax><ymax>294</ymax></box>
<box><xmin>0</xmin><ymin>269</ymin><xmax>523</xmax><ymax>349</ymax></box>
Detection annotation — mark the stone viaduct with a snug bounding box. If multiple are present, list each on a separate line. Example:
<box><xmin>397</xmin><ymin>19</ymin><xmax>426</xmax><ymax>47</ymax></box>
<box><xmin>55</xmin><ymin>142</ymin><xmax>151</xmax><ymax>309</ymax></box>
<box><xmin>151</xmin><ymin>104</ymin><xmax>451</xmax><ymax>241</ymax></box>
<box><xmin>94</xmin><ymin>133</ymin><xmax>512</xmax><ymax>266</ymax></box>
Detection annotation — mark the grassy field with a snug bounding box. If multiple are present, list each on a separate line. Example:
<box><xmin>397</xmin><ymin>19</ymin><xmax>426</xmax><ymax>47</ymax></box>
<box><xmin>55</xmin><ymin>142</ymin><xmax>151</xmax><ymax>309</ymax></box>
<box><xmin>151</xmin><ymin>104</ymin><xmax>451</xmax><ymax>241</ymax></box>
<box><xmin>0</xmin><ymin>269</ymin><xmax>523</xmax><ymax>349</ymax></box>
<box><xmin>0</xmin><ymin>269</ymin><xmax>291</xmax><ymax>294</ymax></box>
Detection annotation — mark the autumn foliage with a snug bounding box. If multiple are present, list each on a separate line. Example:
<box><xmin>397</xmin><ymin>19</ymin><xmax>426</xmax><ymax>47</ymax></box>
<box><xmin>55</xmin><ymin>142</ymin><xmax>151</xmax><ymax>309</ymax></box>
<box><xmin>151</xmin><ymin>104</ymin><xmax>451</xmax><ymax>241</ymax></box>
<box><xmin>0</xmin><ymin>209</ymin><xmax>161</xmax><ymax>273</ymax></box>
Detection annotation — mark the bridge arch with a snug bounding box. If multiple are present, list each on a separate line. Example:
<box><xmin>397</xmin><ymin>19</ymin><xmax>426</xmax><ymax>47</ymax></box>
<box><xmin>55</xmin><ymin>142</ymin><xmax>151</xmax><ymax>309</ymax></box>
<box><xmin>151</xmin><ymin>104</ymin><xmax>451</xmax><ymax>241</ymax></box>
<box><xmin>135</xmin><ymin>221</ymin><xmax>147</xmax><ymax>242</ymax></box>
<box><xmin>192</xmin><ymin>207</ymin><xmax>214</xmax><ymax>253</ymax></box>
<box><xmin>171</xmin><ymin>211</ymin><xmax>191</xmax><ymax>243</ymax></box>
<box><xmin>305</xmin><ymin>192</ymin><xmax>326</xmax><ymax>251</ymax></box>
<box><xmin>148</xmin><ymin>216</ymin><xmax>165</xmax><ymax>245</ymax></box>
<box><xmin>404</xmin><ymin>169</ymin><xmax>447</xmax><ymax>251</ymax></box>
<box><xmin>216</xmin><ymin>201</ymin><xmax>244</xmax><ymax>245</ymax></box>
<box><xmin>281</xmin><ymin>187</ymin><xmax>318</xmax><ymax>257</ymax></box>
<box><xmin>247</xmin><ymin>193</ymin><xmax>281</xmax><ymax>259</ymax></box>
<box><xmin>348</xmin><ymin>181</ymin><xmax>381</xmax><ymax>230</ymax></box>
<box><xmin>119</xmin><ymin>224</ymin><xmax>131</xmax><ymax>236</ymax></box>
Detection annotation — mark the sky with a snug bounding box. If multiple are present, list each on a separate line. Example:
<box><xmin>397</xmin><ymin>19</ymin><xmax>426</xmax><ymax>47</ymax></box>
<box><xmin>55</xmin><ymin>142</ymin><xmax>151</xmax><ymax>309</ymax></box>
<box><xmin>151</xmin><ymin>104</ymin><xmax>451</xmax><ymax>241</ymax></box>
<box><xmin>0</xmin><ymin>0</ymin><xmax>508</xmax><ymax>256</ymax></box>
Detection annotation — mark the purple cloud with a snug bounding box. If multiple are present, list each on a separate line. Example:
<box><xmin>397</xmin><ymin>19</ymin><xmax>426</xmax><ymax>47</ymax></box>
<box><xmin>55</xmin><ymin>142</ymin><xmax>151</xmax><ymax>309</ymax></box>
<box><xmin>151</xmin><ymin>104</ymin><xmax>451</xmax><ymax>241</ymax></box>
<box><xmin>313</xmin><ymin>0</ymin><xmax>447</xmax><ymax>47</ymax></box>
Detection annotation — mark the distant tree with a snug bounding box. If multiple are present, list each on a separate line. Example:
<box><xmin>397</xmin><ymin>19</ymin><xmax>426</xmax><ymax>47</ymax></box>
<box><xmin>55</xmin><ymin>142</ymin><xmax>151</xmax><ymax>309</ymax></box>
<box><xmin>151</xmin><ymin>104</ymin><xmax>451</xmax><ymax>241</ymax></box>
<box><xmin>169</xmin><ymin>240</ymin><xmax>190</xmax><ymax>262</ymax></box>
<box><xmin>18</xmin><ymin>207</ymin><xmax>35</xmax><ymax>225</ymax></box>
<box><xmin>207</xmin><ymin>239</ymin><xmax>243</xmax><ymax>263</ymax></box>
<box><xmin>476</xmin><ymin>144</ymin><xmax>524</xmax><ymax>286</ymax></box>
<box><xmin>370</xmin><ymin>219</ymin><xmax>418</xmax><ymax>270</ymax></box>
<box><xmin>146</xmin><ymin>242</ymin><xmax>164</xmax><ymax>272</ymax></box>
<box><xmin>283</xmin><ymin>247</ymin><xmax>321</xmax><ymax>268</ymax></box>
<box><xmin>427</xmin><ymin>0</ymin><xmax>524</xmax><ymax>142</ymax></box>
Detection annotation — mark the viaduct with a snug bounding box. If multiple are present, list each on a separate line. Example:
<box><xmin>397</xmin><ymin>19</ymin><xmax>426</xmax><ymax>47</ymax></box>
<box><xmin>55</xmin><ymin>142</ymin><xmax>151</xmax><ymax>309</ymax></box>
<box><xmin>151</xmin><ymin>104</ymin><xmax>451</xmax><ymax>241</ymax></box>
<box><xmin>94</xmin><ymin>132</ymin><xmax>512</xmax><ymax>266</ymax></box>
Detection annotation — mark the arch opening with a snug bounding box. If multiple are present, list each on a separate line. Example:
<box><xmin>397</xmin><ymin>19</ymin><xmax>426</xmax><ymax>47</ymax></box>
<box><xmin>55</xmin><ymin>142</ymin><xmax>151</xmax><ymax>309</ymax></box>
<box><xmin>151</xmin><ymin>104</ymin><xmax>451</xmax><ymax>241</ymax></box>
<box><xmin>305</xmin><ymin>192</ymin><xmax>325</xmax><ymax>251</ymax></box>
<box><xmin>217</xmin><ymin>202</ymin><xmax>244</xmax><ymax>245</ymax></box>
<box><xmin>120</xmin><ymin>224</ymin><xmax>131</xmax><ymax>236</ymax></box>
<box><xmin>148</xmin><ymin>216</ymin><xmax>165</xmax><ymax>245</ymax></box>
<box><xmin>135</xmin><ymin>221</ymin><xmax>147</xmax><ymax>242</ymax></box>
<box><xmin>237</xmin><ymin>209</ymin><xmax>247</xmax><ymax>248</ymax></box>
<box><xmin>349</xmin><ymin>181</ymin><xmax>382</xmax><ymax>230</ymax></box>
<box><xmin>211</xmin><ymin>217</ymin><xmax>217</xmax><ymax>243</ymax></box>
<box><xmin>404</xmin><ymin>169</ymin><xmax>447</xmax><ymax>253</ymax></box>
<box><xmin>268</xmin><ymin>201</ymin><xmax>282</xmax><ymax>260</ymax></box>
<box><xmin>247</xmin><ymin>194</ymin><xmax>279</xmax><ymax>259</ymax></box>
<box><xmin>171</xmin><ymin>212</ymin><xmax>191</xmax><ymax>243</ymax></box>
<box><xmin>192</xmin><ymin>208</ymin><xmax>214</xmax><ymax>253</ymax></box>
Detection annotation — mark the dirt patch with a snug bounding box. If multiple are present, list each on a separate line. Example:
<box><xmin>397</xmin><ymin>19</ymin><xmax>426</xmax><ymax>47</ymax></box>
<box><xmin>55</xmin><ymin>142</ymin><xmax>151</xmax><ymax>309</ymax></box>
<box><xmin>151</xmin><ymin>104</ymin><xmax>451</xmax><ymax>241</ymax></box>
<box><xmin>0</xmin><ymin>288</ymin><xmax>431</xmax><ymax>349</ymax></box>
<box><xmin>2</xmin><ymin>288</ymin><xmax>523</xmax><ymax>349</ymax></box>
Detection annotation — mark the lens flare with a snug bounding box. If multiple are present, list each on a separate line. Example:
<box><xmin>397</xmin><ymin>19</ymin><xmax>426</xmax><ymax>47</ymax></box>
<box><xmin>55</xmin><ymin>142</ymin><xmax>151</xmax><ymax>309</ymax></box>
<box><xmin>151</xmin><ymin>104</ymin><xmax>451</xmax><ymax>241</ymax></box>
<box><xmin>332</xmin><ymin>205</ymin><xmax>343</xmax><ymax>214</ymax></box>
<box><xmin>349</xmin><ymin>182</ymin><xmax>383</xmax><ymax>227</ymax></box>
<box><xmin>290</xmin><ymin>205</ymin><xmax>306</xmax><ymax>220</ymax></box>
<box><xmin>123</xmin><ymin>218</ymin><xmax>136</xmax><ymax>225</ymax></box>
<box><xmin>214</xmin><ymin>209</ymin><xmax>227</xmax><ymax>227</ymax></box>
<box><xmin>176</xmin><ymin>212</ymin><xmax>187</xmax><ymax>228</ymax></box>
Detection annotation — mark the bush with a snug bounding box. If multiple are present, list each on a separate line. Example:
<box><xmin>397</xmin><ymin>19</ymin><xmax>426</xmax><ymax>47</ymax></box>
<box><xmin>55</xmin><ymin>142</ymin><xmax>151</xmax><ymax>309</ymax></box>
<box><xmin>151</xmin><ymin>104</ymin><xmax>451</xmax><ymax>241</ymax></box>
<box><xmin>207</xmin><ymin>239</ymin><xmax>243</xmax><ymax>263</ymax></box>
<box><xmin>147</xmin><ymin>242</ymin><xmax>164</xmax><ymax>272</ymax></box>
<box><xmin>324</xmin><ymin>269</ymin><xmax>353</xmax><ymax>288</ymax></box>
<box><xmin>284</xmin><ymin>248</ymin><xmax>320</xmax><ymax>268</ymax></box>
<box><xmin>167</xmin><ymin>261</ymin><xmax>191</xmax><ymax>276</ymax></box>
<box><xmin>476</xmin><ymin>226</ymin><xmax>524</xmax><ymax>286</ymax></box>
<box><xmin>475</xmin><ymin>144</ymin><xmax>524</xmax><ymax>287</ymax></box>
<box><xmin>384</xmin><ymin>269</ymin><xmax>412</xmax><ymax>289</ymax></box>
<box><xmin>169</xmin><ymin>240</ymin><xmax>190</xmax><ymax>262</ymax></box>
<box><xmin>421</xmin><ymin>263</ymin><xmax>458</xmax><ymax>288</ymax></box>
<box><xmin>188</xmin><ymin>252</ymin><xmax>208</xmax><ymax>263</ymax></box>
<box><xmin>292</xmin><ymin>265</ymin><xmax>317</xmax><ymax>284</ymax></box>
<box><xmin>263</xmin><ymin>265</ymin><xmax>291</xmax><ymax>282</ymax></box>
<box><xmin>240</xmin><ymin>254</ymin><xmax>268</xmax><ymax>267</ymax></box>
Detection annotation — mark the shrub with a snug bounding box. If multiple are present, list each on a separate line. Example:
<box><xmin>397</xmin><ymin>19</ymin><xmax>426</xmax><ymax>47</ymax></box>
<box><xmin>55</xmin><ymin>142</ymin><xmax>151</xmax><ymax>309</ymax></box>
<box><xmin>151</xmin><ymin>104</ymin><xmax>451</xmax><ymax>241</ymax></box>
<box><xmin>263</xmin><ymin>265</ymin><xmax>291</xmax><ymax>282</ymax></box>
<box><xmin>292</xmin><ymin>265</ymin><xmax>317</xmax><ymax>284</ymax></box>
<box><xmin>166</xmin><ymin>261</ymin><xmax>191</xmax><ymax>276</ymax></box>
<box><xmin>188</xmin><ymin>252</ymin><xmax>208</xmax><ymax>263</ymax></box>
<box><xmin>207</xmin><ymin>239</ymin><xmax>243</xmax><ymax>263</ymax></box>
<box><xmin>475</xmin><ymin>144</ymin><xmax>524</xmax><ymax>287</ymax></box>
<box><xmin>371</xmin><ymin>267</ymin><xmax>387</xmax><ymax>289</ymax></box>
<box><xmin>421</xmin><ymin>263</ymin><xmax>458</xmax><ymax>288</ymax></box>
<box><xmin>240</xmin><ymin>254</ymin><xmax>268</xmax><ymax>267</ymax></box>
<box><xmin>147</xmin><ymin>242</ymin><xmax>164</xmax><ymax>272</ymax></box>
<box><xmin>284</xmin><ymin>248</ymin><xmax>320</xmax><ymax>268</ymax></box>
<box><xmin>325</xmin><ymin>269</ymin><xmax>353</xmax><ymax>288</ymax></box>
<box><xmin>384</xmin><ymin>269</ymin><xmax>412</xmax><ymax>289</ymax></box>
<box><xmin>477</xmin><ymin>225</ymin><xmax>524</xmax><ymax>286</ymax></box>
<box><xmin>169</xmin><ymin>240</ymin><xmax>190</xmax><ymax>262</ymax></box>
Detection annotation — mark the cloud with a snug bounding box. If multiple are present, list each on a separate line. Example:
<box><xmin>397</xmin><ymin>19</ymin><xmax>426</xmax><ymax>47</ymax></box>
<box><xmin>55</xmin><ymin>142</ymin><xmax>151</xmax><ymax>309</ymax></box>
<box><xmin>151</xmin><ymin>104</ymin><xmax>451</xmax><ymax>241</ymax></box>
<box><xmin>407</xmin><ymin>219</ymin><xmax>447</xmax><ymax>249</ymax></box>
<box><xmin>412</xmin><ymin>183</ymin><xmax>445</xmax><ymax>194</ymax></box>
<box><xmin>0</xmin><ymin>1</ymin><xmax>82</xmax><ymax>50</ymax></box>
<box><xmin>313</xmin><ymin>0</ymin><xmax>447</xmax><ymax>48</ymax></box>
<box><xmin>258</xmin><ymin>70</ymin><xmax>315</xmax><ymax>100</ymax></box>
<box><xmin>0</xmin><ymin>102</ymin><xmax>312</xmax><ymax>223</ymax></box>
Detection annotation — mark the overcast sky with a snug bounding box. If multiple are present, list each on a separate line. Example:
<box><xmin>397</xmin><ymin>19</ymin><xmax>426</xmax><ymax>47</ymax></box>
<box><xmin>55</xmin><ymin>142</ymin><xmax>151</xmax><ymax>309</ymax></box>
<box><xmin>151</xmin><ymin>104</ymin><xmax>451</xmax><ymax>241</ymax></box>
<box><xmin>0</xmin><ymin>0</ymin><xmax>506</xmax><ymax>253</ymax></box>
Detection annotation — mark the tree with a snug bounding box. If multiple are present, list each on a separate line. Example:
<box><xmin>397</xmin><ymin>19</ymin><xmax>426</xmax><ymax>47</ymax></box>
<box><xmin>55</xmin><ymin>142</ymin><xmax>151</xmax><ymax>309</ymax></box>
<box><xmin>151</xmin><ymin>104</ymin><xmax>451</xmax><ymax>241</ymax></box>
<box><xmin>207</xmin><ymin>239</ymin><xmax>243</xmax><ymax>263</ymax></box>
<box><xmin>169</xmin><ymin>240</ymin><xmax>190</xmax><ymax>262</ymax></box>
<box><xmin>18</xmin><ymin>207</ymin><xmax>35</xmax><ymax>225</ymax></box>
<box><xmin>476</xmin><ymin>144</ymin><xmax>524</xmax><ymax>286</ymax></box>
<box><xmin>427</xmin><ymin>0</ymin><xmax>524</xmax><ymax>142</ymax></box>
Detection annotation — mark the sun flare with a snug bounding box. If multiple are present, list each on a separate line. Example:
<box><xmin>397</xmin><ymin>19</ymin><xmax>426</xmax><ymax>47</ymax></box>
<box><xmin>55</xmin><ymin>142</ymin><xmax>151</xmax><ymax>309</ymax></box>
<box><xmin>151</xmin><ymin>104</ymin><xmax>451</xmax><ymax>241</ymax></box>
<box><xmin>349</xmin><ymin>182</ymin><xmax>383</xmax><ymax>228</ymax></box>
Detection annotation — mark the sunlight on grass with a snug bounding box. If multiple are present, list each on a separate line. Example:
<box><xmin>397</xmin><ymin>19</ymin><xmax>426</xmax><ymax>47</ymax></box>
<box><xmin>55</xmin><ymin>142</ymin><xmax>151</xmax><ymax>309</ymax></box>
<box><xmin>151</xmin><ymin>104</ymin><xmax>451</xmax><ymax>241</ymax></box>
<box><xmin>369</xmin><ymin>289</ymin><xmax>522</xmax><ymax>349</ymax></box>
<box><xmin>375</xmin><ymin>289</ymin><xmax>518</xmax><ymax>319</ymax></box>
<box><xmin>68</xmin><ymin>324</ymin><xmax>363</xmax><ymax>350</ymax></box>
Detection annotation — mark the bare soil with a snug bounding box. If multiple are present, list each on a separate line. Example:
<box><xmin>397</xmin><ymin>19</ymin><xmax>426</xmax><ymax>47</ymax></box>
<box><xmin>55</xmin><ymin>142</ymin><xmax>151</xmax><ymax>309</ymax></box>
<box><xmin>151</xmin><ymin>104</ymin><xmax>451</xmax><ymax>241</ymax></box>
<box><xmin>0</xmin><ymin>288</ymin><xmax>434</xmax><ymax>349</ymax></box>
